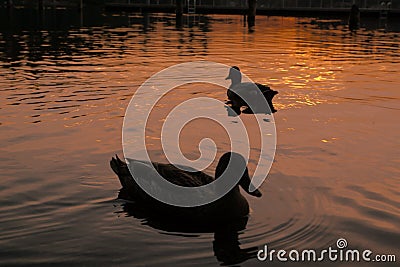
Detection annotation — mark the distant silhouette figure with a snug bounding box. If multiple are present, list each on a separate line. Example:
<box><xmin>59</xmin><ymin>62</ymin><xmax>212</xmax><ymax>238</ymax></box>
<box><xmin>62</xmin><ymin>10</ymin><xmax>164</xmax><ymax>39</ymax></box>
<box><xmin>349</xmin><ymin>4</ymin><xmax>360</xmax><ymax>31</ymax></box>
<box><xmin>225</xmin><ymin>66</ymin><xmax>278</xmax><ymax>115</ymax></box>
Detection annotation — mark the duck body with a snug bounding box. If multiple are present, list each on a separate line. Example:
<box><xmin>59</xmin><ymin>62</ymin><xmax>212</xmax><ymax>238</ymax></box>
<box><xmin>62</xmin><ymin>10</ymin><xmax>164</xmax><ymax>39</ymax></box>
<box><xmin>226</xmin><ymin>66</ymin><xmax>278</xmax><ymax>114</ymax></box>
<box><xmin>110</xmin><ymin>152</ymin><xmax>262</xmax><ymax>223</ymax></box>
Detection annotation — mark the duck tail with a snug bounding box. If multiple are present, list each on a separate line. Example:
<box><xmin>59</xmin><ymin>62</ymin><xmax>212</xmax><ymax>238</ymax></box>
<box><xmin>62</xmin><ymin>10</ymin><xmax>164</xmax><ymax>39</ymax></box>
<box><xmin>110</xmin><ymin>155</ymin><xmax>134</xmax><ymax>190</ymax></box>
<box><xmin>261</xmin><ymin>90</ymin><xmax>278</xmax><ymax>113</ymax></box>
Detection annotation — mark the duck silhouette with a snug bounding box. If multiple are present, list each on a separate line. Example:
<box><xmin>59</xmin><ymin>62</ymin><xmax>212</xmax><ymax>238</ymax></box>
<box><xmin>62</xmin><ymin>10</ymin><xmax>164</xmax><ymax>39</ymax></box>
<box><xmin>110</xmin><ymin>152</ymin><xmax>262</xmax><ymax>223</ymax></box>
<box><xmin>225</xmin><ymin>66</ymin><xmax>278</xmax><ymax>115</ymax></box>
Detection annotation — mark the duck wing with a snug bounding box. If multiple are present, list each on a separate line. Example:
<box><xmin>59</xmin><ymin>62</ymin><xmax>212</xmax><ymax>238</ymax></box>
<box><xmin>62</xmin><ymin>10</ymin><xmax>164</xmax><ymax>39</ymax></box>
<box><xmin>230</xmin><ymin>82</ymin><xmax>261</xmax><ymax>96</ymax></box>
<box><xmin>228</xmin><ymin>83</ymin><xmax>261</xmax><ymax>107</ymax></box>
<box><xmin>255</xmin><ymin>83</ymin><xmax>278</xmax><ymax>97</ymax></box>
<box><xmin>111</xmin><ymin>156</ymin><xmax>215</xmax><ymax>204</ymax></box>
<box><xmin>255</xmin><ymin>83</ymin><xmax>271</xmax><ymax>92</ymax></box>
<box><xmin>111</xmin><ymin>155</ymin><xmax>214</xmax><ymax>189</ymax></box>
<box><xmin>149</xmin><ymin>161</ymin><xmax>214</xmax><ymax>187</ymax></box>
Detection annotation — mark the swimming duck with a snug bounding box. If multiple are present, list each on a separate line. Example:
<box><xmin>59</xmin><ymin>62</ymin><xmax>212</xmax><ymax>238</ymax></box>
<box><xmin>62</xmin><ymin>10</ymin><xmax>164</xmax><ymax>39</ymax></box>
<box><xmin>110</xmin><ymin>152</ymin><xmax>262</xmax><ymax>221</ymax></box>
<box><xmin>225</xmin><ymin>66</ymin><xmax>278</xmax><ymax>115</ymax></box>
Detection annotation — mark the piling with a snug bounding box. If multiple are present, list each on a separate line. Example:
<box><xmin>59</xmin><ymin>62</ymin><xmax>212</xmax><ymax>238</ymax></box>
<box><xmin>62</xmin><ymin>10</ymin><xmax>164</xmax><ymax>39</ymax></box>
<box><xmin>349</xmin><ymin>4</ymin><xmax>360</xmax><ymax>31</ymax></box>
<box><xmin>7</xmin><ymin>0</ymin><xmax>13</xmax><ymax>9</ymax></box>
<box><xmin>247</xmin><ymin>0</ymin><xmax>257</xmax><ymax>28</ymax></box>
<box><xmin>176</xmin><ymin>0</ymin><xmax>183</xmax><ymax>27</ymax></box>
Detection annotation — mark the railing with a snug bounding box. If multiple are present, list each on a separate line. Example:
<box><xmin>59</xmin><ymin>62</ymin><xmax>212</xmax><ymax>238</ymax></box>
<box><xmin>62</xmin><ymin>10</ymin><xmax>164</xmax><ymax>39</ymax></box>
<box><xmin>107</xmin><ymin>0</ymin><xmax>247</xmax><ymax>7</ymax></box>
<box><xmin>106</xmin><ymin>0</ymin><xmax>398</xmax><ymax>9</ymax></box>
<box><xmin>187</xmin><ymin>0</ymin><xmax>196</xmax><ymax>13</ymax></box>
<box><xmin>3</xmin><ymin>0</ymin><xmax>396</xmax><ymax>11</ymax></box>
<box><xmin>2</xmin><ymin>0</ymin><xmax>82</xmax><ymax>8</ymax></box>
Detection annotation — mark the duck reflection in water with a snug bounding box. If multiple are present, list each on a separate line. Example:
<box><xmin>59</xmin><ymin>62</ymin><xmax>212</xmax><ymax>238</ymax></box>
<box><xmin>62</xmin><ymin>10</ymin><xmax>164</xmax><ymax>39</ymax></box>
<box><xmin>119</xmin><ymin>202</ymin><xmax>259</xmax><ymax>266</ymax></box>
<box><xmin>111</xmin><ymin>152</ymin><xmax>261</xmax><ymax>265</ymax></box>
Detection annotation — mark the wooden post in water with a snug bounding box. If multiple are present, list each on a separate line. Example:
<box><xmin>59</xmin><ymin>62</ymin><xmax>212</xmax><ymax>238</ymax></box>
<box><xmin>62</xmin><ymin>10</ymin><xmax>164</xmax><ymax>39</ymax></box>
<box><xmin>79</xmin><ymin>0</ymin><xmax>83</xmax><ymax>27</ymax></box>
<box><xmin>247</xmin><ymin>0</ymin><xmax>257</xmax><ymax>29</ymax></box>
<box><xmin>176</xmin><ymin>0</ymin><xmax>183</xmax><ymax>27</ymax></box>
<box><xmin>348</xmin><ymin>4</ymin><xmax>360</xmax><ymax>31</ymax></box>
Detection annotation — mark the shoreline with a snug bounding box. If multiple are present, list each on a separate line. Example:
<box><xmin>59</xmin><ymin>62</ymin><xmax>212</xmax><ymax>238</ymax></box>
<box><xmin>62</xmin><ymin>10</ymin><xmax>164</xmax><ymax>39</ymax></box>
<box><xmin>104</xmin><ymin>4</ymin><xmax>399</xmax><ymax>18</ymax></box>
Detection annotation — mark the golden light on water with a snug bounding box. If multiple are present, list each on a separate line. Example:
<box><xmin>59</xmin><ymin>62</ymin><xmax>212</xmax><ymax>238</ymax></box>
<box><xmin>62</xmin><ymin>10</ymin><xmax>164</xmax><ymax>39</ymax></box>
<box><xmin>0</xmin><ymin>13</ymin><xmax>399</xmax><ymax>266</ymax></box>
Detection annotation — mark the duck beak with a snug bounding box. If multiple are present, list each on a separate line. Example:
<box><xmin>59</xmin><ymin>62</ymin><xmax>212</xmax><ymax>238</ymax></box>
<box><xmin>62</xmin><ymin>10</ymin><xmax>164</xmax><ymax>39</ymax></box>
<box><xmin>242</xmin><ymin>179</ymin><xmax>263</xmax><ymax>198</ymax></box>
<box><xmin>225</xmin><ymin>74</ymin><xmax>231</xmax><ymax>80</ymax></box>
<box><xmin>248</xmin><ymin>188</ymin><xmax>262</xmax><ymax>198</ymax></box>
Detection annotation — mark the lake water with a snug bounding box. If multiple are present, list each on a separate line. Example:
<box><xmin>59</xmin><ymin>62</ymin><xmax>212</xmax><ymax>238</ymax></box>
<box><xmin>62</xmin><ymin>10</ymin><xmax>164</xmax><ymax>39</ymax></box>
<box><xmin>0</xmin><ymin>9</ymin><xmax>399</xmax><ymax>266</ymax></box>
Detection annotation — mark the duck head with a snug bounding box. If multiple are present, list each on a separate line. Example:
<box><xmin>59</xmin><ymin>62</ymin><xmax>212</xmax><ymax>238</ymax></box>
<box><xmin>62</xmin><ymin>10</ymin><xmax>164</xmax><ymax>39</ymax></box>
<box><xmin>225</xmin><ymin>66</ymin><xmax>242</xmax><ymax>88</ymax></box>
<box><xmin>215</xmin><ymin>152</ymin><xmax>262</xmax><ymax>198</ymax></box>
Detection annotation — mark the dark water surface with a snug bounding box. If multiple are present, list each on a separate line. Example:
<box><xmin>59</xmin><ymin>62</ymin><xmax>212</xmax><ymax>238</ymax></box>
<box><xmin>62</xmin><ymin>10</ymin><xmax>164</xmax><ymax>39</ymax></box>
<box><xmin>0</xmin><ymin>10</ymin><xmax>399</xmax><ymax>266</ymax></box>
